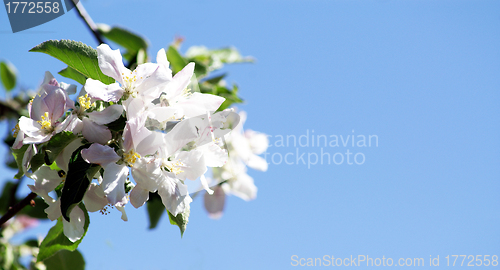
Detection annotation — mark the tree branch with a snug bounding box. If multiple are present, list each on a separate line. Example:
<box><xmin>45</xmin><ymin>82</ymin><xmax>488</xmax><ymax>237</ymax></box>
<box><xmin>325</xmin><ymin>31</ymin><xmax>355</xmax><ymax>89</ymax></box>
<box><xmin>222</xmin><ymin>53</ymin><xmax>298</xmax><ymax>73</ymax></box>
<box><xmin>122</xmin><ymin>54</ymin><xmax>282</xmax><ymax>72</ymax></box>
<box><xmin>71</xmin><ymin>0</ymin><xmax>105</xmax><ymax>45</ymax></box>
<box><xmin>0</xmin><ymin>192</ymin><xmax>37</xmax><ymax>227</ymax></box>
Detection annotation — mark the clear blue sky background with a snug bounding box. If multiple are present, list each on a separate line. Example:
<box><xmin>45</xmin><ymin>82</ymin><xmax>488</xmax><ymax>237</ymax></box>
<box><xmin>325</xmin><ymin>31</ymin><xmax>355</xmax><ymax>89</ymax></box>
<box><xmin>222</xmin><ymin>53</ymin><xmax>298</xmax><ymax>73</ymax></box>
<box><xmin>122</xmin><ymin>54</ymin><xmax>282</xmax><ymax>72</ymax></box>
<box><xmin>1</xmin><ymin>0</ymin><xmax>499</xmax><ymax>269</ymax></box>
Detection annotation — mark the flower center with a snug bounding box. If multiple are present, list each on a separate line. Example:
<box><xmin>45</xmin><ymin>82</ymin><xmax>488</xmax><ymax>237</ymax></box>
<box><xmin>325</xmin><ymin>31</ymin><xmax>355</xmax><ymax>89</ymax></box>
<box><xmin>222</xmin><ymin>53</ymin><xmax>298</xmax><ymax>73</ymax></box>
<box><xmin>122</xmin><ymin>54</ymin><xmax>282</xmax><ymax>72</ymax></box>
<box><xmin>123</xmin><ymin>150</ymin><xmax>141</xmax><ymax>165</ymax></box>
<box><xmin>37</xmin><ymin>112</ymin><xmax>52</xmax><ymax>131</ymax></box>
<box><xmin>121</xmin><ymin>71</ymin><xmax>143</xmax><ymax>98</ymax></box>
<box><xmin>163</xmin><ymin>160</ymin><xmax>185</xmax><ymax>175</ymax></box>
<box><xmin>78</xmin><ymin>94</ymin><xmax>95</xmax><ymax>110</ymax></box>
<box><xmin>12</xmin><ymin>123</ymin><xmax>20</xmax><ymax>138</ymax></box>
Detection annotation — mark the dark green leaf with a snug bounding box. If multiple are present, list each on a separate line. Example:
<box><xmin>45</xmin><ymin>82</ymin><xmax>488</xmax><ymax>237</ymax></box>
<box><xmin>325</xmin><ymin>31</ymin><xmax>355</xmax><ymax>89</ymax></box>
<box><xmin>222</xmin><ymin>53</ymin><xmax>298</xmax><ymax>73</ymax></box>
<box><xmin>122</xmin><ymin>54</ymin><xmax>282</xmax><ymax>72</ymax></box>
<box><xmin>60</xmin><ymin>144</ymin><xmax>94</xmax><ymax>222</ymax></box>
<box><xmin>30</xmin><ymin>40</ymin><xmax>114</xmax><ymax>85</ymax></box>
<box><xmin>43</xmin><ymin>249</ymin><xmax>85</xmax><ymax>270</ymax></box>
<box><xmin>146</xmin><ymin>192</ymin><xmax>165</xmax><ymax>229</ymax></box>
<box><xmin>58</xmin><ymin>67</ymin><xmax>87</xmax><ymax>85</ymax></box>
<box><xmin>167</xmin><ymin>204</ymin><xmax>190</xmax><ymax>237</ymax></box>
<box><xmin>11</xmin><ymin>144</ymin><xmax>28</xmax><ymax>179</ymax></box>
<box><xmin>0</xmin><ymin>61</ymin><xmax>17</xmax><ymax>91</ymax></box>
<box><xmin>202</xmin><ymin>73</ymin><xmax>226</xmax><ymax>85</ymax></box>
<box><xmin>106</xmin><ymin>115</ymin><xmax>126</xmax><ymax>132</ymax></box>
<box><xmin>167</xmin><ymin>46</ymin><xmax>187</xmax><ymax>74</ymax></box>
<box><xmin>19</xmin><ymin>197</ymin><xmax>49</xmax><ymax>219</ymax></box>
<box><xmin>30</xmin><ymin>151</ymin><xmax>46</xmax><ymax>174</ymax></box>
<box><xmin>37</xmin><ymin>204</ymin><xmax>89</xmax><ymax>262</ymax></box>
<box><xmin>45</xmin><ymin>132</ymin><xmax>78</xmax><ymax>165</ymax></box>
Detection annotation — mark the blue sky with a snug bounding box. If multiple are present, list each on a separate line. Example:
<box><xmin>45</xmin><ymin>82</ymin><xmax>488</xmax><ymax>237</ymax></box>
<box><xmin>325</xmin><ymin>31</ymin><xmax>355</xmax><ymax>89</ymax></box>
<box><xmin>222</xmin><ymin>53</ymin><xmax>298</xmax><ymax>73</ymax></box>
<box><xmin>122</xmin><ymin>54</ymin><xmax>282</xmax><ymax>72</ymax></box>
<box><xmin>1</xmin><ymin>0</ymin><xmax>499</xmax><ymax>269</ymax></box>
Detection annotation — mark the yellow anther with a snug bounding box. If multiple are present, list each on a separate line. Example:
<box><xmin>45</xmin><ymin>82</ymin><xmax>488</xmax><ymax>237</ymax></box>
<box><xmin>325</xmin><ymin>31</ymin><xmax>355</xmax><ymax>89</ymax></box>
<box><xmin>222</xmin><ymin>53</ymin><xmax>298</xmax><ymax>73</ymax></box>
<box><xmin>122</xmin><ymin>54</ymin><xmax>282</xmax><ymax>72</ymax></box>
<box><xmin>37</xmin><ymin>112</ymin><xmax>52</xmax><ymax>130</ymax></box>
<box><xmin>12</xmin><ymin>123</ymin><xmax>20</xmax><ymax>138</ymax></box>
<box><xmin>124</xmin><ymin>150</ymin><xmax>141</xmax><ymax>165</ymax></box>
<box><xmin>78</xmin><ymin>94</ymin><xmax>94</xmax><ymax>110</ymax></box>
<box><xmin>165</xmin><ymin>161</ymin><xmax>185</xmax><ymax>175</ymax></box>
<box><xmin>181</xmin><ymin>88</ymin><xmax>192</xmax><ymax>99</ymax></box>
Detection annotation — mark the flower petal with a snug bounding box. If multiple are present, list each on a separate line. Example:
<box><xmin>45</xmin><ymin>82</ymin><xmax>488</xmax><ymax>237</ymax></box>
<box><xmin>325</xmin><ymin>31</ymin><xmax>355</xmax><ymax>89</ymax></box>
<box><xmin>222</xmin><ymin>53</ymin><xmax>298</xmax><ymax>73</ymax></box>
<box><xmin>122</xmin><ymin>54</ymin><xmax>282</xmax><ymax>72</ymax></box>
<box><xmin>204</xmin><ymin>185</ymin><xmax>225</xmax><ymax>219</ymax></box>
<box><xmin>82</xmin><ymin>118</ymin><xmax>112</xmax><ymax>145</ymax></box>
<box><xmin>81</xmin><ymin>143</ymin><xmax>120</xmax><ymax>166</ymax></box>
<box><xmin>97</xmin><ymin>44</ymin><xmax>129</xmax><ymax>84</ymax></box>
<box><xmin>102</xmin><ymin>163</ymin><xmax>129</xmax><ymax>207</ymax></box>
<box><xmin>84</xmin><ymin>79</ymin><xmax>124</xmax><ymax>102</ymax></box>
<box><xmin>86</xmin><ymin>104</ymin><xmax>123</xmax><ymax>125</ymax></box>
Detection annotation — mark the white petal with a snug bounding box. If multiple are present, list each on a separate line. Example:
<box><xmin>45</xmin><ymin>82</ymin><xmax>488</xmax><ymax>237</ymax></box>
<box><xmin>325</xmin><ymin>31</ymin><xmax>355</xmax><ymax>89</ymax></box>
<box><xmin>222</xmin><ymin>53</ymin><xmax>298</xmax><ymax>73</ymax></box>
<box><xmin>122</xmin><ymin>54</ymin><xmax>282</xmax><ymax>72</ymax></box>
<box><xmin>84</xmin><ymin>79</ymin><xmax>124</xmax><ymax>102</ymax></box>
<box><xmin>228</xmin><ymin>173</ymin><xmax>257</xmax><ymax>201</ymax></box>
<box><xmin>81</xmin><ymin>143</ymin><xmax>120</xmax><ymax>167</ymax></box>
<box><xmin>63</xmin><ymin>205</ymin><xmax>85</xmax><ymax>242</ymax></box>
<box><xmin>83</xmin><ymin>183</ymin><xmax>109</xmax><ymax>212</ymax></box>
<box><xmin>115</xmin><ymin>205</ymin><xmax>128</xmax><ymax>221</ymax></box>
<box><xmin>102</xmin><ymin>163</ymin><xmax>129</xmax><ymax>206</ymax></box>
<box><xmin>86</xmin><ymin>104</ymin><xmax>123</xmax><ymax>125</ymax></box>
<box><xmin>157</xmin><ymin>173</ymin><xmax>191</xmax><ymax>216</ymax></box>
<box><xmin>96</xmin><ymin>44</ymin><xmax>129</xmax><ymax>84</ymax></box>
<box><xmin>129</xmin><ymin>185</ymin><xmax>150</xmax><ymax>208</ymax></box>
<box><xmin>246</xmin><ymin>154</ymin><xmax>269</xmax><ymax>171</ymax></box>
<box><xmin>44</xmin><ymin>198</ymin><xmax>61</xmax><ymax>221</ymax></box>
<box><xmin>163</xmin><ymin>62</ymin><xmax>194</xmax><ymax>98</ymax></box>
<box><xmin>82</xmin><ymin>118</ymin><xmax>112</xmax><ymax>145</ymax></box>
<box><xmin>55</xmin><ymin>139</ymin><xmax>83</xmax><ymax>172</ymax></box>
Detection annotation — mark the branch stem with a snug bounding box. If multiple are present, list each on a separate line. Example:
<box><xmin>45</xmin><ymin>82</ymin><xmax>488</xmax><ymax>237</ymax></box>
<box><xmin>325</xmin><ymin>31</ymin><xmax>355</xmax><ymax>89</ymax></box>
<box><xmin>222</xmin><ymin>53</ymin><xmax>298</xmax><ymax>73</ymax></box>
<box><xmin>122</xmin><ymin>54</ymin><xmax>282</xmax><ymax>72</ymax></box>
<box><xmin>0</xmin><ymin>192</ymin><xmax>37</xmax><ymax>227</ymax></box>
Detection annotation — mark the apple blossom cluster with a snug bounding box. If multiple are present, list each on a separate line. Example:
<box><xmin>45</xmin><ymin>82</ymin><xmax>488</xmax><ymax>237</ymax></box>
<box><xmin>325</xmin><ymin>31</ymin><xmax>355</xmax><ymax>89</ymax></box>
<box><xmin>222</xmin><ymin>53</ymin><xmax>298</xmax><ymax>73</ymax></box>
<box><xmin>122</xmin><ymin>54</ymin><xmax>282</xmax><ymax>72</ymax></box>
<box><xmin>13</xmin><ymin>44</ymin><xmax>239</xmax><ymax>241</ymax></box>
<box><xmin>204</xmin><ymin>111</ymin><xmax>269</xmax><ymax>219</ymax></box>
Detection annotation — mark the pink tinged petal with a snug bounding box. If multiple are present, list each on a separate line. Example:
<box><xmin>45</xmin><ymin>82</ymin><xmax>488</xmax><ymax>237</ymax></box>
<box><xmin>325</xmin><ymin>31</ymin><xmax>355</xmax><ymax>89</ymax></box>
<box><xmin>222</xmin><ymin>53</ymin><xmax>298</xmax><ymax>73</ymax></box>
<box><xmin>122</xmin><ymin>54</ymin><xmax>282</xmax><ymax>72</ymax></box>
<box><xmin>44</xmin><ymin>88</ymin><xmax>67</xmax><ymax>122</ymax></box>
<box><xmin>82</xmin><ymin>118</ymin><xmax>112</xmax><ymax>145</ymax></box>
<box><xmin>12</xmin><ymin>129</ymin><xmax>24</xmax><ymax>149</ymax></box>
<box><xmin>136</xmin><ymin>64</ymin><xmax>172</xmax><ymax>99</ymax></box>
<box><xmin>204</xmin><ymin>185</ymin><xmax>225</xmax><ymax>219</ymax></box>
<box><xmin>102</xmin><ymin>163</ymin><xmax>129</xmax><ymax>207</ymax></box>
<box><xmin>59</xmin><ymin>82</ymin><xmax>77</xmax><ymax>95</ymax></box>
<box><xmin>84</xmin><ymin>79</ymin><xmax>124</xmax><ymax>102</ymax></box>
<box><xmin>136</xmin><ymin>132</ymin><xmax>164</xmax><ymax>156</ymax></box>
<box><xmin>157</xmin><ymin>174</ymin><xmax>192</xmax><ymax>216</ymax></box>
<box><xmin>97</xmin><ymin>44</ymin><xmax>129</xmax><ymax>84</ymax></box>
<box><xmin>44</xmin><ymin>198</ymin><xmax>61</xmax><ymax>221</ymax></box>
<box><xmin>129</xmin><ymin>185</ymin><xmax>149</xmax><ymax>208</ymax></box>
<box><xmin>86</xmin><ymin>104</ymin><xmax>123</xmax><ymax>125</ymax></box>
<box><xmin>124</xmin><ymin>97</ymin><xmax>145</xmax><ymax>120</ymax></box>
<box><xmin>81</xmin><ymin>143</ymin><xmax>120</xmax><ymax>166</ymax></box>
<box><xmin>30</xmin><ymin>94</ymin><xmax>48</xmax><ymax>122</ymax></box>
<box><xmin>60</xmin><ymin>114</ymin><xmax>83</xmax><ymax>134</ymax></box>
<box><xmin>23</xmin><ymin>134</ymin><xmax>52</xmax><ymax>144</ymax></box>
<box><xmin>132</xmin><ymin>63</ymin><xmax>159</xmax><ymax>87</ymax></box>
<box><xmin>161</xmin><ymin>117</ymin><xmax>200</xmax><ymax>157</ymax></box>
<box><xmin>83</xmin><ymin>183</ymin><xmax>109</xmax><ymax>212</ymax></box>
<box><xmin>63</xmin><ymin>206</ymin><xmax>85</xmax><ymax>242</ymax></box>
<box><xmin>115</xmin><ymin>205</ymin><xmax>128</xmax><ymax>221</ymax></box>
<box><xmin>56</xmin><ymin>139</ymin><xmax>83</xmax><ymax>172</ymax></box>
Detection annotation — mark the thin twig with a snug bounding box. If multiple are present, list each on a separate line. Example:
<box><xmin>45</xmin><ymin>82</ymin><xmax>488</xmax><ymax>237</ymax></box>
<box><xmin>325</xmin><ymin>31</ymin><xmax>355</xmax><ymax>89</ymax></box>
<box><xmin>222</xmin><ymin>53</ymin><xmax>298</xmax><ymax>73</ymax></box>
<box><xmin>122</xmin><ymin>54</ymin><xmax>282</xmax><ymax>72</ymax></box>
<box><xmin>0</xmin><ymin>192</ymin><xmax>37</xmax><ymax>227</ymax></box>
<box><xmin>71</xmin><ymin>0</ymin><xmax>105</xmax><ymax>45</ymax></box>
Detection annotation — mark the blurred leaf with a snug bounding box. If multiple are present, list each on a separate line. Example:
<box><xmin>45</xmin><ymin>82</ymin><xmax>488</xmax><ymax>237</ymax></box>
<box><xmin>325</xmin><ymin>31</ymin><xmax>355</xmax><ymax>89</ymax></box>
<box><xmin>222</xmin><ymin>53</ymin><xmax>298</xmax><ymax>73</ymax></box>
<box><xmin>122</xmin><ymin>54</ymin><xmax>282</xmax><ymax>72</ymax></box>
<box><xmin>0</xmin><ymin>181</ymin><xmax>16</xmax><ymax>214</ymax></box>
<box><xmin>146</xmin><ymin>192</ymin><xmax>165</xmax><ymax>229</ymax></box>
<box><xmin>98</xmin><ymin>25</ymin><xmax>148</xmax><ymax>62</ymax></box>
<box><xmin>60</xmin><ymin>144</ymin><xmax>94</xmax><ymax>222</ymax></box>
<box><xmin>58</xmin><ymin>67</ymin><xmax>87</xmax><ymax>85</ymax></box>
<box><xmin>0</xmin><ymin>61</ymin><xmax>17</xmax><ymax>91</ymax></box>
<box><xmin>19</xmin><ymin>197</ymin><xmax>49</xmax><ymax>219</ymax></box>
<box><xmin>167</xmin><ymin>204</ymin><xmax>190</xmax><ymax>237</ymax></box>
<box><xmin>167</xmin><ymin>46</ymin><xmax>187</xmax><ymax>74</ymax></box>
<box><xmin>45</xmin><ymin>132</ymin><xmax>78</xmax><ymax>165</ymax></box>
<box><xmin>37</xmin><ymin>204</ymin><xmax>89</xmax><ymax>262</ymax></box>
<box><xmin>30</xmin><ymin>40</ymin><xmax>114</xmax><ymax>85</ymax></box>
<box><xmin>11</xmin><ymin>145</ymin><xmax>28</xmax><ymax>179</ymax></box>
<box><xmin>202</xmin><ymin>73</ymin><xmax>226</xmax><ymax>85</ymax></box>
<box><xmin>43</xmin><ymin>249</ymin><xmax>85</xmax><ymax>270</ymax></box>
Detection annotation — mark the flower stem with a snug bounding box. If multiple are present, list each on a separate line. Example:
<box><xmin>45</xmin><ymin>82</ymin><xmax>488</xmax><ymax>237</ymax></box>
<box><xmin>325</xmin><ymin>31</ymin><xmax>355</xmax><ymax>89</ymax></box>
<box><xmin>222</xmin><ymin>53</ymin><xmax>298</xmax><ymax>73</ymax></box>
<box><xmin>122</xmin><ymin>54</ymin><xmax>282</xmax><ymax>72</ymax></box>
<box><xmin>70</xmin><ymin>0</ymin><xmax>106</xmax><ymax>45</ymax></box>
<box><xmin>0</xmin><ymin>192</ymin><xmax>37</xmax><ymax>227</ymax></box>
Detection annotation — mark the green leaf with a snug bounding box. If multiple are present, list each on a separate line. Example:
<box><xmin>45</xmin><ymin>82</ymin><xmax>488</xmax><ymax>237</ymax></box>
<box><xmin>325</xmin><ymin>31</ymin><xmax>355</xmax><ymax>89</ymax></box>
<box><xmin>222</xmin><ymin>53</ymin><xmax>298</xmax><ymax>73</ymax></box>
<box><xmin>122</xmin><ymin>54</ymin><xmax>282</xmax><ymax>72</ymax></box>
<box><xmin>106</xmin><ymin>115</ymin><xmax>126</xmax><ymax>132</ymax></box>
<box><xmin>30</xmin><ymin>40</ymin><xmax>114</xmax><ymax>85</ymax></box>
<box><xmin>45</xmin><ymin>132</ymin><xmax>78</xmax><ymax>165</ymax></box>
<box><xmin>167</xmin><ymin>46</ymin><xmax>187</xmax><ymax>74</ymax></box>
<box><xmin>37</xmin><ymin>204</ymin><xmax>89</xmax><ymax>262</ymax></box>
<box><xmin>58</xmin><ymin>67</ymin><xmax>87</xmax><ymax>85</ymax></box>
<box><xmin>43</xmin><ymin>249</ymin><xmax>85</xmax><ymax>270</ymax></box>
<box><xmin>167</xmin><ymin>204</ymin><xmax>190</xmax><ymax>237</ymax></box>
<box><xmin>11</xmin><ymin>144</ymin><xmax>28</xmax><ymax>179</ymax></box>
<box><xmin>0</xmin><ymin>61</ymin><xmax>17</xmax><ymax>91</ymax></box>
<box><xmin>146</xmin><ymin>192</ymin><xmax>165</xmax><ymax>229</ymax></box>
<box><xmin>30</xmin><ymin>151</ymin><xmax>46</xmax><ymax>173</ymax></box>
<box><xmin>60</xmin><ymin>144</ymin><xmax>94</xmax><ymax>222</ymax></box>
<box><xmin>98</xmin><ymin>25</ymin><xmax>148</xmax><ymax>62</ymax></box>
